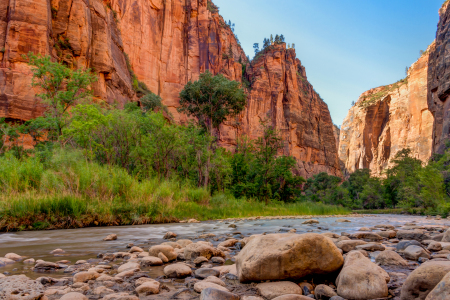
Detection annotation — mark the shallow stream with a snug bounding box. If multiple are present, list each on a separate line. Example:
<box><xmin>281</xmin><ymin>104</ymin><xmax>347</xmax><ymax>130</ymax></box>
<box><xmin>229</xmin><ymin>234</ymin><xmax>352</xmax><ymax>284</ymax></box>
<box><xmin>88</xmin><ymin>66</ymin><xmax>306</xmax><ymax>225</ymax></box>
<box><xmin>0</xmin><ymin>214</ymin><xmax>447</xmax><ymax>279</ymax></box>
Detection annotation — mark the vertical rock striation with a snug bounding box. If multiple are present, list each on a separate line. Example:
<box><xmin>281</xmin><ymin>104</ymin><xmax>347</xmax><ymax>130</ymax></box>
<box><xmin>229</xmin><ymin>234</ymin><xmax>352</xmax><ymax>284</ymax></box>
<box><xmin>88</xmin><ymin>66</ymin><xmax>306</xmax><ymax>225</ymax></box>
<box><xmin>226</xmin><ymin>44</ymin><xmax>341</xmax><ymax>178</ymax></box>
<box><xmin>339</xmin><ymin>50</ymin><xmax>434</xmax><ymax>176</ymax></box>
<box><xmin>427</xmin><ymin>1</ymin><xmax>450</xmax><ymax>154</ymax></box>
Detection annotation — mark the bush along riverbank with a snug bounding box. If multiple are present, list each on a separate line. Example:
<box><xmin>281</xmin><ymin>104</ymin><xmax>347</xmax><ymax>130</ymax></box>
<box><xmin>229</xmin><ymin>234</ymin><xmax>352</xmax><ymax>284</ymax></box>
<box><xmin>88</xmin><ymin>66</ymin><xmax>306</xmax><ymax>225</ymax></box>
<box><xmin>0</xmin><ymin>150</ymin><xmax>350</xmax><ymax>232</ymax></box>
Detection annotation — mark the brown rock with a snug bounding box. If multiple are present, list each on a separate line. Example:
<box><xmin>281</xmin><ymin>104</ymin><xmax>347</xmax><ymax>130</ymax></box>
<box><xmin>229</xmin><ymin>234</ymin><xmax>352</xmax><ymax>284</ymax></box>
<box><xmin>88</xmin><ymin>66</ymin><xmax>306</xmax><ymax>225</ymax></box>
<box><xmin>335</xmin><ymin>240</ymin><xmax>367</xmax><ymax>253</ymax></box>
<box><xmin>336</xmin><ymin>251</ymin><xmax>389</xmax><ymax>300</ymax></box>
<box><xmin>149</xmin><ymin>245</ymin><xmax>177</xmax><ymax>261</ymax></box>
<box><xmin>375</xmin><ymin>250</ymin><xmax>408</xmax><ymax>266</ymax></box>
<box><xmin>256</xmin><ymin>282</ymin><xmax>303</xmax><ymax>300</ymax></box>
<box><xmin>236</xmin><ymin>233</ymin><xmax>344</xmax><ymax>282</ymax></box>
<box><xmin>400</xmin><ymin>261</ymin><xmax>450</xmax><ymax>300</ymax></box>
<box><xmin>340</xmin><ymin>48</ymin><xmax>433</xmax><ymax>176</ymax></box>
<box><xmin>184</xmin><ymin>243</ymin><xmax>224</xmax><ymax>260</ymax></box>
<box><xmin>426</xmin><ymin>271</ymin><xmax>450</xmax><ymax>300</ymax></box>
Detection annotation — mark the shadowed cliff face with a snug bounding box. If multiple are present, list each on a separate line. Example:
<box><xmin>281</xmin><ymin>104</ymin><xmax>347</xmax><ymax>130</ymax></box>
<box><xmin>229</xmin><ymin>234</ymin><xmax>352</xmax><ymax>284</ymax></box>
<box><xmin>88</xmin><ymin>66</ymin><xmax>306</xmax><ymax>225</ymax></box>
<box><xmin>339</xmin><ymin>51</ymin><xmax>434</xmax><ymax>176</ymax></box>
<box><xmin>428</xmin><ymin>1</ymin><xmax>450</xmax><ymax>154</ymax></box>
<box><xmin>219</xmin><ymin>44</ymin><xmax>341</xmax><ymax>178</ymax></box>
<box><xmin>0</xmin><ymin>0</ymin><xmax>341</xmax><ymax>178</ymax></box>
<box><xmin>111</xmin><ymin>0</ymin><xmax>247</xmax><ymax>122</ymax></box>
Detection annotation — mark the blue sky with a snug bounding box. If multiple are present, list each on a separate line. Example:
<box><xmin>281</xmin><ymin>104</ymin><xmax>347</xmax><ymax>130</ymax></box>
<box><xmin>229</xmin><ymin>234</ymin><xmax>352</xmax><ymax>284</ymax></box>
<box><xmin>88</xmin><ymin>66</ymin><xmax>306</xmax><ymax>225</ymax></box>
<box><xmin>213</xmin><ymin>0</ymin><xmax>443</xmax><ymax>126</ymax></box>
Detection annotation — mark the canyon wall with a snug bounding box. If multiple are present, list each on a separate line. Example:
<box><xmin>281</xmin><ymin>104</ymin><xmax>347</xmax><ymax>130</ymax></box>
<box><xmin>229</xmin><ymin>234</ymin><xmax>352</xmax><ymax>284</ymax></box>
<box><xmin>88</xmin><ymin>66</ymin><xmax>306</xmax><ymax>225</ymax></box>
<box><xmin>428</xmin><ymin>1</ymin><xmax>450</xmax><ymax>154</ymax></box>
<box><xmin>339</xmin><ymin>50</ymin><xmax>434</xmax><ymax>176</ymax></box>
<box><xmin>220</xmin><ymin>44</ymin><xmax>341</xmax><ymax>178</ymax></box>
<box><xmin>0</xmin><ymin>0</ymin><xmax>341</xmax><ymax>178</ymax></box>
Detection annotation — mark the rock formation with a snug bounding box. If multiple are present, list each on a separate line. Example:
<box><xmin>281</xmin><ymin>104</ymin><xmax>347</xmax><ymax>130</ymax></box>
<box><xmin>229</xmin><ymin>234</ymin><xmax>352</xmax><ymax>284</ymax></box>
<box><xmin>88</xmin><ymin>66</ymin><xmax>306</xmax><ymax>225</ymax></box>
<box><xmin>427</xmin><ymin>1</ymin><xmax>450</xmax><ymax>154</ymax></box>
<box><xmin>224</xmin><ymin>44</ymin><xmax>341</xmax><ymax>178</ymax></box>
<box><xmin>0</xmin><ymin>0</ymin><xmax>341</xmax><ymax>178</ymax></box>
<box><xmin>339</xmin><ymin>48</ymin><xmax>434</xmax><ymax>176</ymax></box>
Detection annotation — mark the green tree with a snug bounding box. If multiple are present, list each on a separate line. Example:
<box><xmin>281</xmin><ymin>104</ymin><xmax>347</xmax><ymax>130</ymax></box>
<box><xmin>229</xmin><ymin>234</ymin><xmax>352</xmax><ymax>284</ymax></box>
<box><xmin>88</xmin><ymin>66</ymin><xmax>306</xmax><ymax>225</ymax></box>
<box><xmin>26</xmin><ymin>53</ymin><xmax>97</xmax><ymax>139</ymax></box>
<box><xmin>253</xmin><ymin>43</ymin><xmax>260</xmax><ymax>55</ymax></box>
<box><xmin>274</xmin><ymin>34</ymin><xmax>280</xmax><ymax>44</ymax></box>
<box><xmin>178</xmin><ymin>70</ymin><xmax>246</xmax><ymax>187</ymax></box>
<box><xmin>270</xmin><ymin>34</ymin><xmax>274</xmax><ymax>44</ymax></box>
<box><xmin>140</xmin><ymin>92</ymin><xmax>166</xmax><ymax>113</ymax></box>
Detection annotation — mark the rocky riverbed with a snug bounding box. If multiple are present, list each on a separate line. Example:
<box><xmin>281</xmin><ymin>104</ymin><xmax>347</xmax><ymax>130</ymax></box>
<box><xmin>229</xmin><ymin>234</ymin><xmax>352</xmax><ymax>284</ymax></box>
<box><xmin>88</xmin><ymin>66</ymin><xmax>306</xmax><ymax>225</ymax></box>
<box><xmin>1</xmin><ymin>214</ymin><xmax>450</xmax><ymax>300</ymax></box>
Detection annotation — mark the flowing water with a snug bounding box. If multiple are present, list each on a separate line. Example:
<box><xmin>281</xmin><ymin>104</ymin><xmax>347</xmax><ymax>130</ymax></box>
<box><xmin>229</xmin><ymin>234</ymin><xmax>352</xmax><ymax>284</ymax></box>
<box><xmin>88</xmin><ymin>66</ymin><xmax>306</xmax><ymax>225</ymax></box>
<box><xmin>0</xmin><ymin>214</ymin><xmax>448</xmax><ymax>279</ymax></box>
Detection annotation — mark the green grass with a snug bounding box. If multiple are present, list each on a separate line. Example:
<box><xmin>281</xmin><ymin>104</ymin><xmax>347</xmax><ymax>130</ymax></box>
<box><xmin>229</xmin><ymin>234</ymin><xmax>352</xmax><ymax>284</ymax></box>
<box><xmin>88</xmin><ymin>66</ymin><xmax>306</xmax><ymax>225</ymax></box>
<box><xmin>358</xmin><ymin>78</ymin><xmax>408</xmax><ymax>109</ymax></box>
<box><xmin>0</xmin><ymin>192</ymin><xmax>350</xmax><ymax>232</ymax></box>
<box><xmin>0</xmin><ymin>150</ymin><xmax>350</xmax><ymax>232</ymax></box>
<box><xmin>353</xmin><ymin>208</ymin><xmax>405</xmax><ymax>215</ymax></box>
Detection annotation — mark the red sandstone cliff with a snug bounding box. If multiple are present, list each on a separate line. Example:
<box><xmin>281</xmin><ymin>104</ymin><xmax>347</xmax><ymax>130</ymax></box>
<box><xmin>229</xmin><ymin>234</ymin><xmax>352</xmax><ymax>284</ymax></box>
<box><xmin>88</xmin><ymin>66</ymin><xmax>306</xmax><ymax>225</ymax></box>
<box><xmin>339</xmin><ymin>49</ymin><xmax>434</xmax><ymax>176</ymax></box>
<box><xmin>427</xmin><ymin>1</ymin><xmax>450</xmax><ymax>154</ymax></box>
<box><xmin>0</xmin><ymin>0</ymin><xmax>341</xmax><ymax>178</ymax></box>
<box><xmin>220</xmin><ymin>44</ymin><xmax>341</xmax><ymax>178</ymax></box>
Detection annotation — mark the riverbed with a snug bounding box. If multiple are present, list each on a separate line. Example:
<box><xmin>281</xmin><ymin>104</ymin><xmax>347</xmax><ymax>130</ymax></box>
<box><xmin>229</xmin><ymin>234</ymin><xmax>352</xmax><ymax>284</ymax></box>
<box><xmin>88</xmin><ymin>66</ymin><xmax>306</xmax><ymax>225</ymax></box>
<box><xmin>1</xmin><ymin>214</ymin><xmax>447</xmax><ymax>280</ymax></box>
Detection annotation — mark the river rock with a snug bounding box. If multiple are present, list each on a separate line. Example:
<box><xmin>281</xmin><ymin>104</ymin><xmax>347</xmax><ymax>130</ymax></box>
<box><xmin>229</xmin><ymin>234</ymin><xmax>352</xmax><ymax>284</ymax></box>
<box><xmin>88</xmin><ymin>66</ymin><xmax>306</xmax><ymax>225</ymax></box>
<box><xmin>164</xmin><ymin>232</ymin><xmax>177</xmax><ymax>239</ymax></box>
<box><xmin>397</xmin><ymin>230</ymin><xmax>431</xmax><ymax>241</ymax></box>
<box><xmin>315</xmin><ymin>284</ymin><xmax>337</xmax><ymax>299</ymax></box>
<box><xmin>184</xmin><ymin>243</ymin><xmax>224</xmax><ymax>260</ymax></box>
<box><xmin>195</xmin><ymin>268</ymin><xmax>220</xmax><ymax>279</ymax></box>
<box><xmin>302</xmin><ymin>219</ymin><xmax>319</xmax><ymax>224</ymax></box>
<box><xmin>375</xmin><ymin>250</ymin><xmax>408</xmax><ymax>266</ymax></box>
<box><xmin>349</xmin><ymin>232</ymin><xmax>383</xmax><ymax>241</ymax></box>
<box><xmin>118</xmin><ymin>262</ymin><xmax>140</xmax><ymax>273</ymax></box>
<box><xmin>73</xmin><ymin>271</ymin><xmax>100</xmax><ymax>283</ymax></box>
<box><xmin>149</xmin><ymin>245</ymin><xmax>177</xmax><ymax>261</ymax></box>
<box><xmin>135</xmin><ymin>280</ymin><xmax>160</xmax><ymax>295</ymax></box>
<box><xmin>5</xmin><ymin>253</ymin><xmax>22</xmax><ymax>261</ymax></box>
<box><xmin>375</xmin><ymin>224</ymin><xmax>395</xmax><ymax>230</ymax></box>
<box><xmin>378</xmin><ymin>230</ymin><xmax>397</xmax><ymax>238</ymax></box>
<box><xmin>34</xmin><ymin>261</ymin><xmax>61</xmax><ymax>270</ymax></box>
<box><xmin>141</xmin><ymin>256</ymin><xmax>163</xmax><ymax>266</ymax></box>
<box><xmin>396</xmin><ymin>240</ymin><xmax>423</xmax><ymax>251</ymax></box>
<box><xmin>161</xmin><ymin>241</ymin><xmax>182</xmax><ymax>249</ymax></box>
<box><xmin>355</xmin><ymin>243</ymin><xmax>385</xmax><ymax>251</ymax></box>
<box><xmin>335</xmin><ymin>240</ymin><xmax>367</xmax><ymax>252</ymax></box>
<box><xmin>200</xmin><ymin>288</ymin><xmax>239</xmax><ymax>300</ymax></box>
<box><xmin>426</xmin><ymin>271</ymin><xmax>450</xmax><ymax>300</ymax></box>
<box><xmin>0</xmin><ymin>275</ymin><xmax>45</xmax><ymax>300</ymax></box>
<box><xmin>336</xmin><ymin>251</ymin><xmax>390</xmax><ymax>300</ymax></box>
<box><xmin>23</xmin><ymin>258</ymin><xmax>35</xmax><ymax>264</ymax></box>
<box><xmin>404</xmin><ymin>245</ymin><xmax>431</xmax><ymax>261</ymax></box>
<box><xmin>211</xmin><ymin>257</ymin><xmax>225</xmax><ymax>264</ymax></box>
<box><xmin>428</xmin><ymin>241</ymin><xmax>443</xmax><ymax>251</ymax></box>
<box><xmin>194</xmin><ymin>281</ymin><xmax>229</xmax><ymax>293</ymax></box>
<box><xmin>336</xmin><ymin>219</ymin><xmax>351</xmax><ymax>222</ymax></box>
<box><xmin>158</xmin><ymin>252</ymin><xmax>169</xmax><ymax>263</ymax></box>
<box><xmin>321</xmin><ymin>232</ymin><xmax>340</xmax><ymax>238</ymax></box>
<box><xmin>442</xmin><ymin>228</ymin><xmax>450</xmax><ymax>242</ymax></box>
<box><xmin>204</xmin><ymin>276</ymin><xmax>226</xmax><ymax>287</ymax></box>
<box><xmin>164</xmin><ymin>263</ymin><xmax>192</xmax><ymax>278</ymax></box>
<box><xmin>0</xmin><ymin>257</ymin><xmax>15</xmax><ymax>266</ymax></box>
<box><xmin>102</xmin><ymin>293</ymin><xmax>139</xmax><ymax>300</ymax></box>
<box><xmin>60</xmin><ymin>292</ymin><xmax>88</xmax><ymax>300</ymax></box>
<box><xmin>194</xmin><ymin>256</ymin><xmax>209</xmax><ymax>265</ymax></box>
<box><xmin>129</xmin><ymin>246</ymin><xmax>143</xmax><ymax>253</ymax></box>
<box><xmin>272</xmin><ymin>296</ymin><xmax>312</xmax><ymax>300</ymax></box>
<box><xmin>400</xmin><ymin>261</ymin><xmax>450</xmax><ymax>300</ymax></box>
<box><xmin>177</xmin><ymin>239</ymin><xmax>193</xmax><ymax>247</ymax></box>
<box><xmin>218</xmin><ymin>239</ymin><xmax>239</xmax><ymax>248</ymax></box>
<box><xmin>50</xmin><ymin>248</ymin><xmax>65</xmax><ymax>255</ymax></box>
<box><xmin>103</xmin><ymin>234</ymin><xmax>117</xmax><ymax>241</ymax></box>
<box><xmin>257</xmin><ymin>282</ymin><xmax>303</xmax><ymax>299</ymax></box>
<box><xmin>236</xmin><ymin>233</ymin><xmax>343</xmax><ymax>282</ymax></box>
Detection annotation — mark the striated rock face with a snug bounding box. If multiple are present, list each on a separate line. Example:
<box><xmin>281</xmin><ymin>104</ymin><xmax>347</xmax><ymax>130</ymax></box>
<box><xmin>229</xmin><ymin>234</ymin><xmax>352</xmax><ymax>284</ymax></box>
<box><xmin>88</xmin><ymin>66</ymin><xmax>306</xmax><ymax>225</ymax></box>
<box><xmin>111</xmin><ymin>0</ymin><xmax>247</xmax><ymax>122</ymax></box>
<box><xmin>0</xmin><ymin>0</ymin><xmax>341</xmax><ymax>178</ymax></box>
<box><xmin>427</xmin><ymin>1</ymin><xmax>450</xmax><ymax>154</ymax></box>
<box><xmin>221</xmin><ymin>44</ymin><xmax>341</xmax><ymax>178</ymax></box>
<box><xmin>339</xmin><ymin>50</ymin><xmax>434</xmax><ymax>176</ymax></box>
<box><xmin>0</xmin><ymin>0</ymin><xmax>136</xmax><ymax>120</ymax></box>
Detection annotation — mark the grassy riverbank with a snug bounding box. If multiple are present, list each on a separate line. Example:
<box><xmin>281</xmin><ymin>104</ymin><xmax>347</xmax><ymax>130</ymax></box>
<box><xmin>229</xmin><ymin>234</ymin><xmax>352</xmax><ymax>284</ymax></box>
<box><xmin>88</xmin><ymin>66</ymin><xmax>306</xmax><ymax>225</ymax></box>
<box><xmin>352</xmin><ymin>208</ymin><xmax>405</xmax><ymax>215</ymax></box>
<box><xmin>0</xmin><ymin>190</ymin><xmax>350</xmax><ymax>232</ymax></box>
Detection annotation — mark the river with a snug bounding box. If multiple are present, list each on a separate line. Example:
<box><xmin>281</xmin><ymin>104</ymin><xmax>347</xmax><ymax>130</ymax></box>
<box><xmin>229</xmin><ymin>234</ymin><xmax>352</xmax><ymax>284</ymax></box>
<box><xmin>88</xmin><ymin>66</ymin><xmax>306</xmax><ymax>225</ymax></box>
<box><xmin>0</xmin><ymin>214</ymin><xmax>447</xmax><ymax>279</ymax></box>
